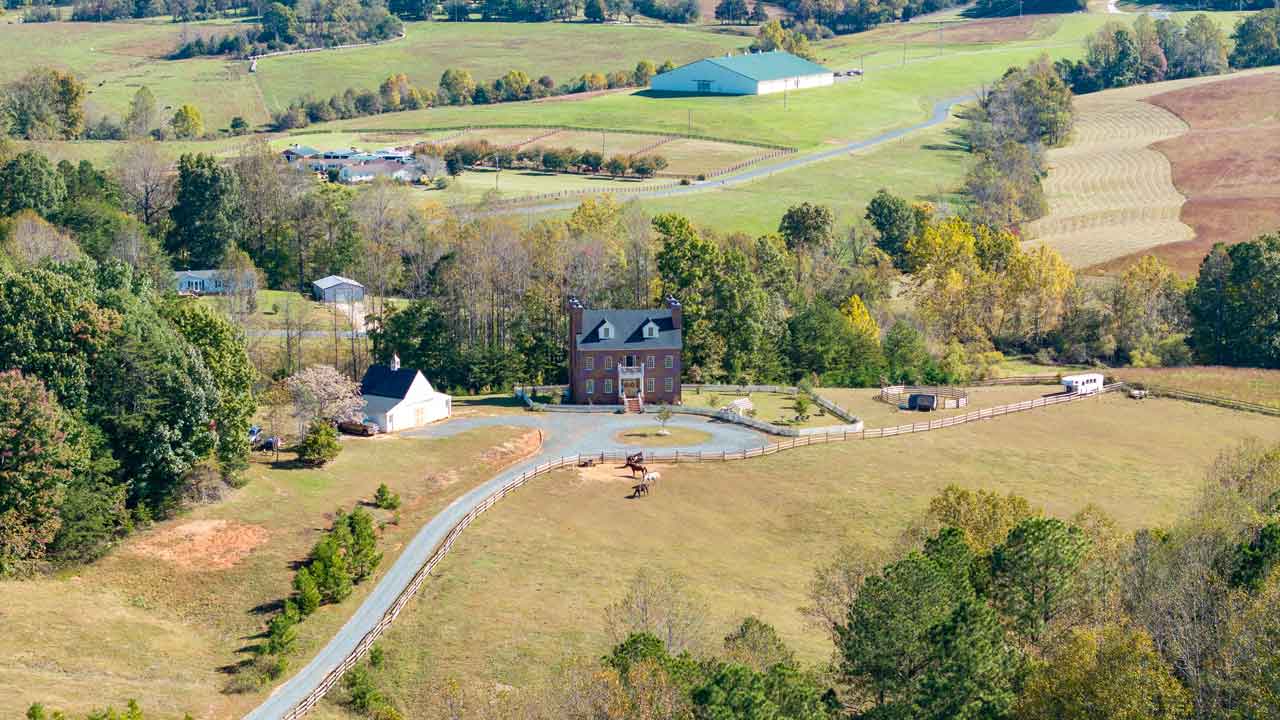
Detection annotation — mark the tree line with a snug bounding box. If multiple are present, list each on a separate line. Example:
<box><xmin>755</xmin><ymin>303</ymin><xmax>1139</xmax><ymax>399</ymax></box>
<box><xmin>271</xmin><ymin>60</ymin><xmax>670</xmax><ymax>130</ymax></box>
<box><xmin>1055</xmin><ymin>13</ymin><xmax>1233</xmax><ymax>94</ymax></box>
<box><xmin>436</xmin><ymin>138</ymin><xmax>670</xmax><ymax>178</ymax></box>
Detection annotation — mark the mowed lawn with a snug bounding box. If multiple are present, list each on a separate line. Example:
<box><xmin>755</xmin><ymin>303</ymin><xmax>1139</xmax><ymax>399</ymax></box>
<box><xmin>318</xmin><ymin>395</ymin><xmax>1280</xmax><ymax>718</ymax></box>
<box><xmin>1114</xmin><ymin>366</ymin><xmax>1280</xmax><ymax>409</ymax></box>
<box><xmin>642</xmin><ymin>116</ymin><xmax>968</xmax><ymax>233</ymax></box>
<box><xmin>0</xmin><ymin>426</ymin><xmax>536</xmax><ymax>720</ymax></box>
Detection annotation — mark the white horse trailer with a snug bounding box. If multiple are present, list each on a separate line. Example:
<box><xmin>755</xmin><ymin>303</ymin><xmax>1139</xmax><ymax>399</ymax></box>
<box><xmin>1062</xmin><ymin>373</ymin><xmax>1105</xmax><ymax>395</ymax></box>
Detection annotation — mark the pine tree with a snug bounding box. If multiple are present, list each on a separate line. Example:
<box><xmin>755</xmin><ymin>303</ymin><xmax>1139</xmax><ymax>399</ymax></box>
<box><xmin>293</xmin><ymin>565</ymin><xmax>322</xmax><ymax>615</ymax></box>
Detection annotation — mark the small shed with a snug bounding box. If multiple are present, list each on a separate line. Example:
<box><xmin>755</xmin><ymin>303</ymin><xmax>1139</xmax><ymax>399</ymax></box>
<box><xmin>359</xmin><ymin>355</ymin><xmax>451</xmax><ymax>432</ymax></box>
<box><xmin>312</xmin><ymin>275</ymin><xmax>365</xmax><ymax>303</ymax></box>
<box><xmin>1062</xmin><ymin>373</ymin><xmax>1105</xmax><ymax>395</ymax></box>
<box><xmin>906</xmin><ymin>393</ymin><xmax>938</xmax><ymax>412</ymax></box>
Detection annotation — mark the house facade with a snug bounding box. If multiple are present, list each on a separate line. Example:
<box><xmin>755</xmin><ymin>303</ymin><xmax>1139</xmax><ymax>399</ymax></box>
<box><xmin>566</xmin><ymin>296</ymin><xmax>683</xmax><ymax>408</ymax></box>
<box><xmin>174</xmin><ymin>269</ymin><xmax>257</xmax><ymax>295</ymax></box>
<box><xmin>650</xmin><ymin>50</ymin><xmax>833</xmax><ymax>96</ymax></box>
<box><xmin>359</xmin><ymin>356</ymin><xmax>452</xmax><ymax>432</ymax></box>
<box><xmin>312</xmin><ymin>275</ymin><xmax>365</xmax><ymax>302</ymax></box>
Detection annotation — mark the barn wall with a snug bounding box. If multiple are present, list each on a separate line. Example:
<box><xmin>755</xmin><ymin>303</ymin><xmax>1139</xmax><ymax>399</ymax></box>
<box><xmin>756</xmin><ymin>72</ymin><xmax>834</xmax><ymax>95</ymax></box>
<box><xmin>651</xmin><ymin>61</ymin><xmax>758</xmax><ymax>95</ymax></box>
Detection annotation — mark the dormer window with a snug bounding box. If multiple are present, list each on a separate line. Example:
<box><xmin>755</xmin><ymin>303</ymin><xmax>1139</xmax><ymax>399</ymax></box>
<box><xmin>599</xmin><ymin>321</ymin><xmax>614</xmax><ymax>339</ymax></box>
<box><xmin>643</xmin><ymin>321</ymin><xmax>659</xmax><ymax>339</ymax></box>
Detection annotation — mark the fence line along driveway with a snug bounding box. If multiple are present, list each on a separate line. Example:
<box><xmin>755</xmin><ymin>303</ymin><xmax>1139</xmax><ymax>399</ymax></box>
<box><xmin>245</xmin><ymin>381</ymin><xmax>1122</xmax><ymax>720</ymax></box>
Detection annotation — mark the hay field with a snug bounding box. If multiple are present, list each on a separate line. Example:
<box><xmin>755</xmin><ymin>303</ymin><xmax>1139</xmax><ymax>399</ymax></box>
<box><xmin>0</xmin><ymin>427</ymin><xmax>532</xmax><ymax>720</ymax></box>
<box><xmin>334</xmin><ymin>395</ymin><xmax>1280</xmax><ymax>718</ymax></box>
<box><xmin>1023</xmin><ymin>89</ymin><xmax>1193</xmax><ymax>269</ymax></box>
<box><xmin>1027</xmin><ymin>67</ymin><xmax>1280</xmax><ymax>275</ymax></box>
<box><xmin>1140</xmin><ymin>70</ymin><xmax>1280</xmax><ymax>273</ymax></box>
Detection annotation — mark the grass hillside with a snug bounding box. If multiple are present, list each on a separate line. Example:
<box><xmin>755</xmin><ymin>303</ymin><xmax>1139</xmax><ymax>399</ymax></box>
<box><xmin>253</xmin><ymin>22</ymin><xmax>745</xmax><ymax>114</ymax></box>
<box><xmin>0</xmin><ymin>19</ymin><xmax>744</xmax><ymax>131</ymax></box>
<box><xmin>0</xmin><ymin>426</ymin><xmax>536</xmax><ymax>719</ymax></box>
<box><xmin>312</xmin><ymin>395</ymin><xmax>1280</xmax><ymax>718</ymax></box>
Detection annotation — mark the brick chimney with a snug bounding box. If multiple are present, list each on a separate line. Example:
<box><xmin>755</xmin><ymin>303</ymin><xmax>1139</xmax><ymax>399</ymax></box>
<box><xmin>566</xmin><ymin>295</ymin><xmax>585</xmax><ymax>340</ymax></box>
<box><xmin>665</xmin><ymin>295</ymin><xmax>682</xmax><ymax>330</ymax></box>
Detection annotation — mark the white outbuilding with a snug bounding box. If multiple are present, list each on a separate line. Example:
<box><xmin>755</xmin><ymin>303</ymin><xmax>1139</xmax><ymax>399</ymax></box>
<box><xmin>1062</xmin><ymin>373</ymin><xmax>1105</xmax><ymax>395</ymax></box>
<box><xmin>359</xmin><ymin>356</ymin><xmax>452</xmax><ymax>432</ymax></box>
<box><xmin>650</xmin><ymin>50</ymin><xmax>833</xmax><ymax>96</ymax></box>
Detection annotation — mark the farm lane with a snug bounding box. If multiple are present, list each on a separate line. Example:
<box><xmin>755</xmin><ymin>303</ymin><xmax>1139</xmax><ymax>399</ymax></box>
<box><xmin>243</xmin><ymin>411</ymin><xmax>762</xmax><ymax>720</ymax></box>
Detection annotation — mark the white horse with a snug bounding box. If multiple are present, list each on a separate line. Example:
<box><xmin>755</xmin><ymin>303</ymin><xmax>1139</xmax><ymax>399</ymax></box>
<box><xmin>643</xmin><ymin>471</ymin><xmax>661</xmax><ymax>484</ymax></box>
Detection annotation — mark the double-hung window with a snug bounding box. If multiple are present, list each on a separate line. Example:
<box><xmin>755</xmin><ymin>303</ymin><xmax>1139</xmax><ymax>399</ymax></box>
<box><xmin>664</xmin><ymin>355</ymin><xmax>674</xmax><ymax>369</ymax></box>
<box><xmin>586</xmin><ymin>379</ymin><xmax>595</xmax><ymax>395</ymax></box>
<box><xmin>584</xmin><ymin>355</ymin><xmax>594</xmax><ymax>371</ymax></box>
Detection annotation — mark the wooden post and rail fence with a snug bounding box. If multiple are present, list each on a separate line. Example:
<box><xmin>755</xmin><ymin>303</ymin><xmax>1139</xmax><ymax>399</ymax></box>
<box><xmin>275</xmin><ymin>379</ymin><xmax>1145</xmax><ymax>719</ymax></box>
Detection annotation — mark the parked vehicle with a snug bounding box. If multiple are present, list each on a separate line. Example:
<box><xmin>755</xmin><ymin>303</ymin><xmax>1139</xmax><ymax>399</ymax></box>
<box><xmin>338</xmin><ymin>420</ymin><xmax>381</xmax><ymax>436</ymax></box>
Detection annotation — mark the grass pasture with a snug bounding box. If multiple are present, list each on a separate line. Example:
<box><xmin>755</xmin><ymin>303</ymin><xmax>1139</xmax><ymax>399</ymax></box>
<box><xmin>818</xmin><ymin>383</ymin><xmax>1067</xmax><ymax>429</ymax></box>
<box><xmin>0</xmin><ymin>426</ymin><xmax>537</xmax><ymax>719</ymax></box>
<box><xmin>428</xmin><ymin>167</ymin><xmax>666</xmax><ymax>206</ymax></box>
<box><xmin>252</xmin><ymin>21</ymin><xmax>746</xmax><ymax>115</ymax></box>
<box><xmin>1113</xmin><ymin>366</ymin><xmax>1280</xmax><ymax>409</ymax></box>
<box><xmin>346</xmin><ymin>394</ymin><xmax>1280</xmax><ymax>718</ymax></box>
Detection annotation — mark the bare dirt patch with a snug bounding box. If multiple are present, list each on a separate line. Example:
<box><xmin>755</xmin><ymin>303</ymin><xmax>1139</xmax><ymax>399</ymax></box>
<box><xmin>129</xmin><ymin>520</ymin><xmax>269</xmax><ymax>571</ymax></box>
<box><xmin>480</xmin><ymin>428</ymin><xmax>543</xmax><ymax>468</ymax></box>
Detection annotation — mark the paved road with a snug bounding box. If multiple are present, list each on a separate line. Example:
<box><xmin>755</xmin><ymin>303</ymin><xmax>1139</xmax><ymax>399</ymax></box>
<box><xmin>507</xmin><ymin>94</ymin><xmax>974</xmax><ymax>215</ymax></box>
<box><xmin>243</xmin><ymin>412</ymin><xmax>762</xmax><ymax>720</ymax></box>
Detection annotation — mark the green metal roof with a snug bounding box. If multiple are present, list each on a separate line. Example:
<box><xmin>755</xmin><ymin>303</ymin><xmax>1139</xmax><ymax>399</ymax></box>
<box><xmin>702</xmin><ymin>51</ymin><xmax>831</xmax><ymax>82</ymax></box>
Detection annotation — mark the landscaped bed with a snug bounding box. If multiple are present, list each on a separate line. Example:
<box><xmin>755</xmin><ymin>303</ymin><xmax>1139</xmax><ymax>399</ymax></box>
<box><xmin>614</xmin><ymin>426</ymin><xmax>714</xmax><ymax>447</ymax></box>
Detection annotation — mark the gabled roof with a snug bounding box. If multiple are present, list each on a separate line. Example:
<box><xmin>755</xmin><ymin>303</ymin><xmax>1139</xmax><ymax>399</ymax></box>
<box><xmin>284</xmin><ymin>145</ymin><xmax>320</xmax><ymax>157</ymax></box>
<box><xmin>175</xmin><ymin>269</ymin><xmax>219</xmax><ymax>280</ymax></box>
<box><xmin>684</xmin><ymin>51</ymin><xmax>831</xmax><ymax>82</ymax></box>
<box><xmin>312</xmin><ymin>274</ymin><xmax>364</xmax><ymax>289</ymax></box>
<box><xmin>360</xmin><ymin>364</ymin><xmax>421</xmax><ymax>399</ymax></box>
<box><xmin>576</xmin><ymin>309</ymin><xmax>681</xmax><ymax>351</ymax></box>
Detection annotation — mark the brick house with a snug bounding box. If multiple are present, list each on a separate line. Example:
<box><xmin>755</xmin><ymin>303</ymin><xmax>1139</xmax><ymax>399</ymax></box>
<box><xmin>566</xmin><ymin>296</ymin><xmax>683</xmax><ymax>409</ymax></box>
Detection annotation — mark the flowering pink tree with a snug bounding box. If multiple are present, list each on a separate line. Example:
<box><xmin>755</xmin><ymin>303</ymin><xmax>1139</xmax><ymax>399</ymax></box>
<box><xmin>286</xmin><ymin>365</ymin><xmax>363</xmax><ymax>434</ymax></box>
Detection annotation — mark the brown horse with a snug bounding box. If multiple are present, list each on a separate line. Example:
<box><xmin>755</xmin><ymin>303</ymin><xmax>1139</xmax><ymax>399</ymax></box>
<box><xmin>631</xmin><ymin>482</ymin><xmax>649</xmax><ymax>498</ymax></box>
<box><xmin>618</xmin><ymin>451</ymin><xmax>647</xmax><ymax>478</ymax></box>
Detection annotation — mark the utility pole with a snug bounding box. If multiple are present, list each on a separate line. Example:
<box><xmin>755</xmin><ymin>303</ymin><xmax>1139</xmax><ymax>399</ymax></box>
<box><xmin>903</xmin><ymin>40</ymin><xmax>907</xmax><ymax>66</ymax></box>
<box><xmin>687</xmin><ymin>108</ymin><xmax>692</xmax><ymax>136</ymax></box>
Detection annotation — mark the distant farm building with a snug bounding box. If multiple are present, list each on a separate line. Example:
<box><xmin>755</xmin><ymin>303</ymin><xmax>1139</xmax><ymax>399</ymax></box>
<box><xmin>650</xmin><ymin>51</ymin><xmax>833</xmax><ymax>96</ymax></box>
<box><xmin>359</xmin><ymin>355</ymin><xmax>452</xmax><ymax>432</ymax></box>
<box><xmin>173</xmin><ymin>269</ymin><xmax>257</xmax><ymax>296</ymax></box>
<box><xmin>312</xmin><ymin>275</ymin><xmax>365</xmax><ymax>303</ymax></box>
